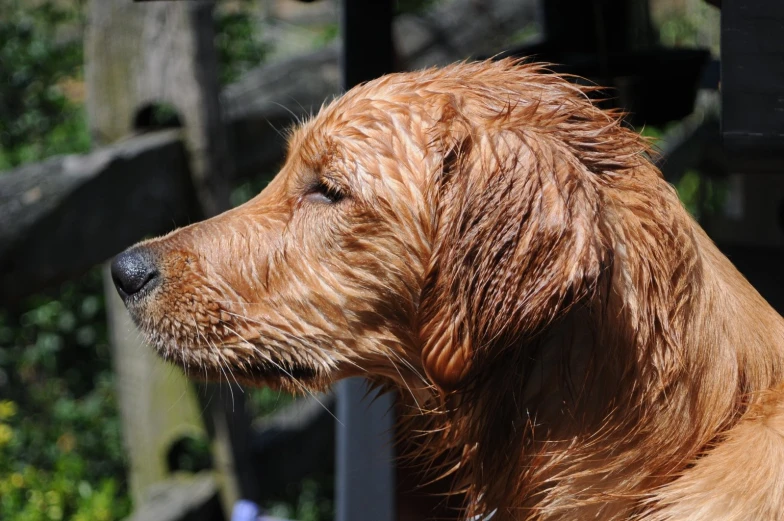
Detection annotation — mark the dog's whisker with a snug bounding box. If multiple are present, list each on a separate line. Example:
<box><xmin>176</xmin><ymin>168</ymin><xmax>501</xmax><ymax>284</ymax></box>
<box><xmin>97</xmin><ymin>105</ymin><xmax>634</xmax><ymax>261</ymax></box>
<box><xmin>190</xmin><ymin>312</ymin><xmax>238</xmax><ymax>411</ymax></box>
<box><xmin>222</xmin><ymin>324</ymin><xmax>344</xmax><ymax>427</ymax></box>
<box><xmin>381</xmin><ymin>349</ymin><xmax>423</xmax><ymax>413</ymax></box>
<box><xmin>388</xmin><ymin>348</ymin><xmax>431</xmax><ymax>389</ymax></box>
<box><xmin>221</xmin><ymin>309</ymin><xmax>342</xmax><ymax>372</ymax></box>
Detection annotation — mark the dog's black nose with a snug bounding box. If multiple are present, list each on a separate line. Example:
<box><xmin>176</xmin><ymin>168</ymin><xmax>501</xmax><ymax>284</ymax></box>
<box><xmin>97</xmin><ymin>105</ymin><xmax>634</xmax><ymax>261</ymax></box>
<box><xmin>111</xmin><ymin>247</ymin><xmax>159</xmax><ymax>299</ymax></box>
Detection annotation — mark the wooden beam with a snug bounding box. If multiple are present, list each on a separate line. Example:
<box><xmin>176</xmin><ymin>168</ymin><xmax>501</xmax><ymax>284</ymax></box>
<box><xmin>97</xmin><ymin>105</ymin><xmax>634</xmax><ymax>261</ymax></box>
<box><xmin>124</xmin><ymin>473</ymin><xmax>222</xmax><ymax>521</ymax></box>
<box><xmin>103</xmin><ymin>264</ymin><xmax>210</xmax><ymax>507</ymax></box>
<box><xmin>86</xmin><ymin>0</ymin><xmax>231</xmax><ymax>215</ymax></box>
<box><xmin>0</xmin><ymin>131</ymin><xmax>198</xmax><ymax>303</ymax></box>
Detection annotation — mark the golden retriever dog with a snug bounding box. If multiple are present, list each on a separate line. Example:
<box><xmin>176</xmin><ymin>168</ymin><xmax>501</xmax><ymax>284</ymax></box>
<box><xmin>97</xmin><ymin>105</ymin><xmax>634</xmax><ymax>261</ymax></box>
<box><xmin>111</xmin><ymin>60</ymin><xmax>784</xmax><ymax>520</ymax></box>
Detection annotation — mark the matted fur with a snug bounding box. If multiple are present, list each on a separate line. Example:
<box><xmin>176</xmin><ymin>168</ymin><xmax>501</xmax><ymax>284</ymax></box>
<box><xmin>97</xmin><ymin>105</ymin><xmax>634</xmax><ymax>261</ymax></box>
<box><xmin>117</xmin><ymin>60</ymin><xmax>784</xmax><ymax>520</ymax></box>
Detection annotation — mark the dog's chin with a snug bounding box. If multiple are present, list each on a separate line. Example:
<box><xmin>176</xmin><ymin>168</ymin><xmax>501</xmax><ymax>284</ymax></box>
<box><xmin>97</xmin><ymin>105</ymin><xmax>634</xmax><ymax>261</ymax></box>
<box><xmin>193</xmin><ymin>362</ymin><xmax>324</xmax><ymax>392</ymax></box>
<box><xmin>154</xmin><ymin>339</ymin><xmax>328</xmax><ymax>392</ymax></box>
<box><xmin>124</xmin><ymin>306</ymin><xmax>325</xmax><ymax>390</ymax></box>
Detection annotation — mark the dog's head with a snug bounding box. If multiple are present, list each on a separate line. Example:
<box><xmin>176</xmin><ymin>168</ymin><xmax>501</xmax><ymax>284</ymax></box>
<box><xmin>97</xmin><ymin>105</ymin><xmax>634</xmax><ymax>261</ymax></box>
<box><xmin>111</xmin><ymin>60</ymin><xmax>648</xmax><ymax>396</ymax></box>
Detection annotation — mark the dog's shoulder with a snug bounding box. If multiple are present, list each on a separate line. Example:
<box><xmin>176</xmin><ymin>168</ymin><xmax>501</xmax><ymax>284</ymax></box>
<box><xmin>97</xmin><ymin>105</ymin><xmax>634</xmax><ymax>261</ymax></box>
<box><xmin>646</xmin><ymin>385</ymin><xmax>784</xmax><ymax>521</ymax></box>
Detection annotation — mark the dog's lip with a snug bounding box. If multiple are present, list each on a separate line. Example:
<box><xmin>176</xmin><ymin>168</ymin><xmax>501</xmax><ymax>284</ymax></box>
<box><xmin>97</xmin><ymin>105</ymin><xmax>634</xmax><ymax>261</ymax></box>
<box><xmin>120</xmin><ymin>281</ymin><xmax>161</xmax><ymax>307</ymax></box>
<box><xmin>172</xmin><ymin>345</ymin><xmax>319</xmax><ymax>382</ymax></box>
<box><xmin>216</xmin><ymin>342</ymin><xmax>320</xmax><ymax>380</ymax></box>
<box><xmin>241</xmin><ymin>360</ymin><xmax>318</xmax><ymax>380</ymax></box>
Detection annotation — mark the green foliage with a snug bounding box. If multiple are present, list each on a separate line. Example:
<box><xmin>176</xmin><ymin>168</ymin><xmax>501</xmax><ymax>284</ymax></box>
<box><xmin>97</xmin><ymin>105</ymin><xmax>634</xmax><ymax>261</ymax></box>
<box><xmin>312</xmin><ymin>23</ymin><xmax>340</xmax><ymax>49</ymax></box>
<box><xmin>230</xmin><ymin>175</ymin><xmax>274</xmax><ymax>207</ymax></box>
<box><xmin>0</xmin><ymin>462</ymin><xmax>128</xmax><ymax>521</ymax></box>
<box><xmin>0</xmin><ymin>269</ymin><xmax>132</xmax><ymax>521</ymax></box>
<box><xmin>674</xmin><ymin>170</ymin><xmax>729</xmax><ymax>220</ymax></box>
<box><xmin>215</xmin><ymin>3</ymin><xmax>269</xmax><ymax>85</ymax></box>
<box><xmin>0</xmin><ymin>0</ymin><xmax>88</xmax><ymax>169</ymax></box>
<box><xmin>265</xmin><ymin>478</ymin><xmax>334</xmax><ymax>521</ymax></box>
<box><xmin>246</xmin><ymin>387</ymin><xmax>295</xmax><ymax>418</ymax></box>
<box><xmin>638</xmin><ymin>125</ymin><xmax>664</xmax><ymax>141</ymax></box>
<box><xmin>653</xmin><ymin>1</ymin><xmax>720</xmax><ymax>56</ymax></box>
<box><xmin>658</xmin><ymin>14</ymin><xmax>700</xmax><ymax>48</ymax></box>
<box><xmin>0</xmin><ymin>2</ymin><xmax>127</xmax><ymax>517</ymax></box>
<box><xmin>637</xmin><ymin>125</ymin><xmax>729</xmax><ymax>220</ymax></box>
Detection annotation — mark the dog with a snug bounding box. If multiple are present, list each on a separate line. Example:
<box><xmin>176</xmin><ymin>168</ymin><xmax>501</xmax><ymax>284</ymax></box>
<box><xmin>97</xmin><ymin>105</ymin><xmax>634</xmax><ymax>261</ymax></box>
<box><xmin>111</xmin><ymin>60</ymin><xmax>784</xmax><ymax>520</ymax></box>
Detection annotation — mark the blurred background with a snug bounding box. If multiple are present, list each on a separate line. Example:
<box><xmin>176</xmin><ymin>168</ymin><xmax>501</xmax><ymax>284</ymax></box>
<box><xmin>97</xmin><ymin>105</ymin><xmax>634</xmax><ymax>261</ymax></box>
<box><xmin>0</xmin><ymin>0</ymin><xmax>764</xmax><ymax>520</ymax></box>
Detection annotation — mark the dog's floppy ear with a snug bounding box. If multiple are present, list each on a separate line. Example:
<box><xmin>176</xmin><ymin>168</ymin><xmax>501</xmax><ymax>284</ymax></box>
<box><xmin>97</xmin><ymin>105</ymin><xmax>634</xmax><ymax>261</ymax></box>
<box><xmin>419</xmin><ymin>107</ymin><xmax>608</xmax><ymax>392</ymax></box>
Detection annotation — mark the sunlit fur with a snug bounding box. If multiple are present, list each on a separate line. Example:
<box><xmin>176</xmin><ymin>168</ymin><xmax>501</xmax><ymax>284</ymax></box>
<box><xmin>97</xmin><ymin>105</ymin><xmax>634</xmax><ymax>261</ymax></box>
<box><xmin>121</xmin><ymin>60</ymin><xmax>784</xmax><ymax>520</ymax></box>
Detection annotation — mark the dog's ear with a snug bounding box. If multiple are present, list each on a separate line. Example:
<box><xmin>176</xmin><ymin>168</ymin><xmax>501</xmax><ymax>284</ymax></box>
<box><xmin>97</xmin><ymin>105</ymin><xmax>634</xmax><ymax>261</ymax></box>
<box><xmin>419</xmin><ymin>109</ymin><xmax>608</xmax><ymax>392</ymax></box>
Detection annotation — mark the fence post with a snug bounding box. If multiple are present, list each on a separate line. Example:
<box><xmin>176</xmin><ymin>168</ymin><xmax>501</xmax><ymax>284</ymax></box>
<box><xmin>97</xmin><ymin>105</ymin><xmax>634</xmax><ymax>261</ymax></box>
<box><xmin>86</xmin><ymin>0</ymin><xmax>257</xmax><ymax>515</ymax></box>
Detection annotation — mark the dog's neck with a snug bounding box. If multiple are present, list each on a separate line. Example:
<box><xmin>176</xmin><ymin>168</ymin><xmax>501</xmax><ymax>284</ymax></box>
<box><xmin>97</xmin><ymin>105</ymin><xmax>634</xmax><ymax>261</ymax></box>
<box><xmin>421</xmin><ymin>174</ymin><xmax>784</xmax><ymax>520</ymax></box>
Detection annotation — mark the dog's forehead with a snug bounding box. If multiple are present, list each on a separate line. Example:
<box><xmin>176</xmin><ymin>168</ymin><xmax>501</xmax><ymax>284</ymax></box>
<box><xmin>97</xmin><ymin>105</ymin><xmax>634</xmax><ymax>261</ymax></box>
<box><xmin>324</xmin><ymin>96</ymin><xmax>430</xmax><ymax>135</ymax></box>
<box><xmin>289</xmin><ymin>92</ymin><xmax>436</xmax><ymax>162</ymax></box>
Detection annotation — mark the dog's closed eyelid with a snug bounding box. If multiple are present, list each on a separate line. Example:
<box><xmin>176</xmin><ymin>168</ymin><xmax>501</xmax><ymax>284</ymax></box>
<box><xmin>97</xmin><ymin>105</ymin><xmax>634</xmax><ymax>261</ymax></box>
<box><xmin>303</xmin><ymin>177</ymin><xmax>347</xmax><ymax>204</ymax></box>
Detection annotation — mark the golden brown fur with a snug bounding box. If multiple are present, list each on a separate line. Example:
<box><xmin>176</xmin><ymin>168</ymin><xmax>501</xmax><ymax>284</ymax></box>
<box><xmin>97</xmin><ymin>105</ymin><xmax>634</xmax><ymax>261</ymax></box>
<box><xmin>117</xmin><ymin>60</ymin><xmax>784</xmax><ymax>520</ymax></box>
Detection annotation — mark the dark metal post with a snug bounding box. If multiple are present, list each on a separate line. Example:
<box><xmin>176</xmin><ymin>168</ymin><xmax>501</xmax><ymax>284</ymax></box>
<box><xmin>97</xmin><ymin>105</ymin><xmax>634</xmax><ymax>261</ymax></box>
<box><xmin>335</xmin><ymin>380</ymin><xmax>396</xmax><ymax>521</ymax></box>
<box><xmin>336</xmin><ymin>2</ymin><xmax>396</xmax><ymax>521</ymax></box>
<box><xmin>339</xmin><ymin>0</ymin><xmax>395</xmax><ymax>88</ymax></box>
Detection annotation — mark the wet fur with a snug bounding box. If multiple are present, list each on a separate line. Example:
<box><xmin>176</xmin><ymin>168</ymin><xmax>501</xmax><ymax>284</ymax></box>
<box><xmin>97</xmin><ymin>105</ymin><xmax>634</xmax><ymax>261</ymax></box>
<box><xmin>119</xmin><ymin>60</ymin><xmax>784</xmax><ymax>520</ymax></box>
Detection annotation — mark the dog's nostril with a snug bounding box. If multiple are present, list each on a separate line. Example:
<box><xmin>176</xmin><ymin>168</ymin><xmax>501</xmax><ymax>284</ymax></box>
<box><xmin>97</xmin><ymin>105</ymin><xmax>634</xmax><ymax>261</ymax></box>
<box><xmin>111</xmin><ymin>247</ymin><xmax>159</xmax><ymax>299</ymax></box>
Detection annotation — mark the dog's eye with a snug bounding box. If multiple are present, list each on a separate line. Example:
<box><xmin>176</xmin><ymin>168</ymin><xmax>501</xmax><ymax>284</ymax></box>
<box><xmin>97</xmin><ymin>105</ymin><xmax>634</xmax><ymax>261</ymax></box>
<box><xmin>305</xmin><ymin>178</ymin><xmax>345</xmax><ymax>204</ymax></box>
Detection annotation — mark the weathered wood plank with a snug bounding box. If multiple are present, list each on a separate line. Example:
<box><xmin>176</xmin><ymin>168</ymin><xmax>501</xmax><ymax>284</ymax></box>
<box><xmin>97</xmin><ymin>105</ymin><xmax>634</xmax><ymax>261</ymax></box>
<box><xmin>0</xmin><ymin>130</ymin><xmax>198</xmax><ymax>303</ymax></box>
<box><xmin>124</xmin><ymin>472</ymin><xmax>222</xmax><ymax>521</ymax></box>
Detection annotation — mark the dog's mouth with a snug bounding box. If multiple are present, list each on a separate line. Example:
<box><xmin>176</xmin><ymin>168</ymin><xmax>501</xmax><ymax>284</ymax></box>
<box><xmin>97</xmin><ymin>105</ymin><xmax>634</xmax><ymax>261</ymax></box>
<box><xmin>237</xmin><ymin>360</ymin><xmax>318</xmax><ymax>381</ymax></box>
<box><xmin>158</xmin><ymin>338</ymin><xmax>322</xmax><ymax>388</ymax></box>
<box><xmin>118</xmin><ymin>282</ymin><xmax>326</xmax><ymax>388</ymax></box>
<box><xmin>177</xmin><ymin>354</ymin><xmax>321</xmax><ymax>389</ymax></box>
